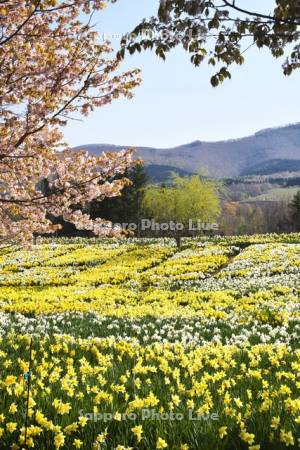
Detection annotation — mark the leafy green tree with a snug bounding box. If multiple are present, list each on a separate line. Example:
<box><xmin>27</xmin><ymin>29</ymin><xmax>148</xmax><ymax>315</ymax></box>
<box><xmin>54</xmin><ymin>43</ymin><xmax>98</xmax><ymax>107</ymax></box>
<box><xmin>88</xmin><ymin>162</ymin><xmax>148</xmax><ymax>233</ymax></box>
<box><xmin>142</xmin><ymin>174</ymin><xmax>220</xmax><ymax>246</ymax></box>
<box><xmin>119</xmin><ymin>1</ymin><xmax>300</xmax><ymax>86</ymax></box>
<box><xmin>290</xmin><ymin>190</ymin><xmax>300</xmax><ymax>231</ymax></box>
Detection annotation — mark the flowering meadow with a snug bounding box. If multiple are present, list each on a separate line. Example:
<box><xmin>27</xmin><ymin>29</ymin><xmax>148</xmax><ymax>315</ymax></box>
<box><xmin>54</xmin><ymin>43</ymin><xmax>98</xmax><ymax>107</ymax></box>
<box><xmin>0</xmin><ymin>234</ymin><xmax>300</xmax><ymax>450</ymax></box>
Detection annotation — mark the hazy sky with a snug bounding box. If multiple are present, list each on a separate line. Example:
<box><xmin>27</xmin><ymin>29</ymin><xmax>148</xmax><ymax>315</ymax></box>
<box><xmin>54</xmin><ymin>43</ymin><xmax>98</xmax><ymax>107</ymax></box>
<box><xmin>64</xmin><ymin>0</ymin><xmax>300</xmax><ymax>148</ymax></box>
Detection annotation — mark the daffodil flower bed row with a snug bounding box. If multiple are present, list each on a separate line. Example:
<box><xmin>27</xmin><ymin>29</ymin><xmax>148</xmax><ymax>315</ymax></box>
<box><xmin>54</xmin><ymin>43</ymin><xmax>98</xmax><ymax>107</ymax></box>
<box><xmin>1</xmin><ymin>312</ymin><xmax>300</xmax><ymax>348</ymax></box>
<box><xmin>179</xmin><ymin>244</ymin><xmax>300</xmax><ymax>292</ymax></box>
<box><xmin>133</xmin><ymin>244</ymin><xmax>235</xmax><ymax>288</ymax></box>
<box><xmin>0</xmin><ymin>285</ymin><xmax>298</xmax><ymax>322</ymax></box>
<box><xmin>0</xmin><ymin>243</ymin><xmax>176</xmax><ymax>287</ymax></box>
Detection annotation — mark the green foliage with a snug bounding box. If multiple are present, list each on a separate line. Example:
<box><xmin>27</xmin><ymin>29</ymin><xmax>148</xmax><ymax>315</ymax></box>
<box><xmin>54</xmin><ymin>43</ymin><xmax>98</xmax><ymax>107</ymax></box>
<box><xmin>119</xmin><ymin>1</ymin><xmax>300</xmax><ymax>85</ymax></box>
<box><xmin>142</xmin><ymin>174</ymin><xmax>220</xmax><ymax>244</ymax></box>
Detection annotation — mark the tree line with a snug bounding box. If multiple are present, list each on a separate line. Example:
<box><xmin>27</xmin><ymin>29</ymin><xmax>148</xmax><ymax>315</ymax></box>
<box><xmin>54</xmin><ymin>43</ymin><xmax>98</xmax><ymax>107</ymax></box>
<box><xmin>45</xmin><ymin>163</ymin><xmax>300</xmax><ymax>246</ymax></box>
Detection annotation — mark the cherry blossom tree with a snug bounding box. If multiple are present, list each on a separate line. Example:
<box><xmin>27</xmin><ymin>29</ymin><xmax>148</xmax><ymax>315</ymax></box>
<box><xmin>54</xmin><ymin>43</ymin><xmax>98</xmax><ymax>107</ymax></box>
<box><xmin>0</xmin><ymin>0</ymin><xmax>141</xmax><ymax>243</ymax></box>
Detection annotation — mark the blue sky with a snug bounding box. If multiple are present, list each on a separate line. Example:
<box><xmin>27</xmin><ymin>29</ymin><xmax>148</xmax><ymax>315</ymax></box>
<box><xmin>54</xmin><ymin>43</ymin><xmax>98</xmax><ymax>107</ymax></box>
<box><xmin>64</xmin><ymin>0</ymin><xmax>300</xmax><ymax>148</ymax></box>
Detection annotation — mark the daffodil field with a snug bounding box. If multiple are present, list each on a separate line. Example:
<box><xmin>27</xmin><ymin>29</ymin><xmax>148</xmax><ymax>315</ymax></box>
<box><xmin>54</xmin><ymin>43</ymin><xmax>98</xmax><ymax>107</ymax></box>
<box><xmin>0</xmin><ymin>234</ymin><xmax>300</xmax><ymax>450</ymax></box>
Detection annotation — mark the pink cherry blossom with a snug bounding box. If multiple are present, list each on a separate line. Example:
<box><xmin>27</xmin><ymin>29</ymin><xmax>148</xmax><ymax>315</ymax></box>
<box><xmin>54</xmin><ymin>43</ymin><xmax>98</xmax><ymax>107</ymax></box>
<box><xmin>0</xmin><ymin>0</ymin><xmax>141</xmax><ymax>244</ymax></box>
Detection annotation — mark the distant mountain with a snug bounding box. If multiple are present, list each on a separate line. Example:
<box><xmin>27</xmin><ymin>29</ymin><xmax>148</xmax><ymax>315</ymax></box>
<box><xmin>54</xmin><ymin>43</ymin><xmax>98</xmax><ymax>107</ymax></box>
<box><xmin>73</xmin><ymin>123</ymin><xmax>300</xmax><ymax>178</ymax></box>
<box><xmin>242</xmin><ymin>159</ymin><xmax>300</xmax><ymax>176</ymax></box>
<box><xmin>144</xmin><ymin>165</ymin><xmax>193</xmax><ymax>183</ymax></box>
